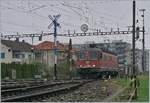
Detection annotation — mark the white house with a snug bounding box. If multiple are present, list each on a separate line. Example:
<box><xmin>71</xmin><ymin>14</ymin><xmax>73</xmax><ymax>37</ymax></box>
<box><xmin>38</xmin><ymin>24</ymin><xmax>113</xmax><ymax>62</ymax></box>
<box><xmin>33</xmin><ymin>41</ymin><xmax>67</xmax><ymax>66</ymax></box>
<box><xmin>1</xmin><ymin>43</ymin><xmax>13</xmax><ymax>63</ymax></box>
<box><xmin>1</xmin><ymin>39</ymin><xmax>33</xmax><ymax>64</ymax></box>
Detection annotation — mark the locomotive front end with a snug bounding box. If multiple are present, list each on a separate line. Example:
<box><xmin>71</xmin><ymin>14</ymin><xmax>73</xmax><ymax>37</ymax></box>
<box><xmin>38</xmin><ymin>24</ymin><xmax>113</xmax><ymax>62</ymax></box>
<box><xmin>76</xmin><ymin>49</ymin><xmax>100</xmax><ymax>69</ymax></box>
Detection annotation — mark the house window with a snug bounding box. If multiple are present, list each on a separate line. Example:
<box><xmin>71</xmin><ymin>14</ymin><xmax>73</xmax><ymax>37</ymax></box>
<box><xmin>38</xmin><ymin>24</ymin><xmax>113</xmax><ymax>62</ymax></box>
<box><xmin>35</xmin><ymin>52</ymin><xmax>41</xmax><ymax>57</ymax></box>
<box><xmin>29</xmin><ymin>55</ymin><xmax>31</xmax><ymax>58</ymax></box>
<box><xmin>14</xmin><ymin>54</ymin><xmax>20</xmax><ymax>58</ymax></box>
<box><xmin>22</xmin><ymin>54</ymin><xmax>25</xmax><ymax>58</ymax></box>
<box><xmin>1</xmin><ymin>52</ymin><xmax>5</xmax><ymax>59</ymax></box>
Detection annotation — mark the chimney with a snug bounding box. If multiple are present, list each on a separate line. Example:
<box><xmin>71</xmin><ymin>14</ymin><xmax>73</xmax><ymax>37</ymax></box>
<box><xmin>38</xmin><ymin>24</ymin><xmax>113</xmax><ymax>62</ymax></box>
<box><xmin>22</xmin><ymin>40</ymin><xmax>25</xmax><ymax>43</ymax></box>
<box><xmin>57</xmin><ymin>41</ymin><xmax>59</xmax><ymax>45</ymax></box>
<box><xmin>15</xmin><ymin>37</ymin><xmax>19</xmax><ymax>42</ymax></box>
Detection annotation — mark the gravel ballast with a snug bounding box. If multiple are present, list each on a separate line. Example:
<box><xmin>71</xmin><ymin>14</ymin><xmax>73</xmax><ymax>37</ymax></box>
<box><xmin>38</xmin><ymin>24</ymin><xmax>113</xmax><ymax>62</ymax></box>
<box><xmin>46</xmin><ymin>79</ymin><xmax>121</xmax><ymax>102</ymax></box>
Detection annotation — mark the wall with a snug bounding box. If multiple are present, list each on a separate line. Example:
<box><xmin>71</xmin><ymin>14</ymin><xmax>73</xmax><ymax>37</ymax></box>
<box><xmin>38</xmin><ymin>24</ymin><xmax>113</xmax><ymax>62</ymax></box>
<box><xmin>1</xmin><ymin>43</ymin><xmax>33</xmax><ymax>64</ymax></box>
<box><xmin>22</xmin><ymin>52</ymin><xmax>33</xmax><ymax>64</ymax></box>
<box><xmin>34</xmin><ymin>50</ymin><xmax>67</xmax><ymax>67</ymax></box>
<box><xmin>1</xmin><ymin>43</ymin><xmax>13</xmax><ymax>63</ymax></box>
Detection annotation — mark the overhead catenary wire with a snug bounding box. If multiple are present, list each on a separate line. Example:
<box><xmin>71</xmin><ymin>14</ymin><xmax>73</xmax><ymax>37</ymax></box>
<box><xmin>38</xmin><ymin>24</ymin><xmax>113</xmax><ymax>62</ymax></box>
<box><xmin>2</xmin><ymin>1</ymin><xmax>117</xmax><ymax>31</ymax></box>
<box><xmin>1</xmin><ymin>3</ymin><xmax>77</xmax><ymax>33</ymax></box>
<box><xmin>80</xmin><ymin>1</ymin><xmax>128</xmax><ymax>29</ymax></box>
<box><xmin>1</xmin><ymin>3</ymin><xmax>51</xmax><ymax>33</ymax></box>
<box><xmin>25</xmin><ymin>0</ymin><xmax>82</xmax><ymax>30</ymax></box>
<box><xmin>33</xmin><ymin>1</ymin><xmax>83</xmax><ymax>28</ymax></box>
<box><xmin>61</xmin><ymin>2</ymin><xmax>91</xmax><ymax>25</ymax></box>
<box><xmin>1</xmin><ymin>0</ymin><xmax>146</xmax><ymax>38</ymax></box>
<box><xmin>30</xmin><ymin>1</ymin><xmax>74</xmax><ymax>18</ymax></box>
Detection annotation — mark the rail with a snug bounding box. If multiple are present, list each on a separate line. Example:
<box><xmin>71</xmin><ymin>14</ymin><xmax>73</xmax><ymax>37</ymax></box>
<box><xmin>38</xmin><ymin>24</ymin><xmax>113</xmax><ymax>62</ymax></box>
<box><xmin>1</xmin><ymin>81</ymin><xmax>74</xmax><ymax>93</ymax></box>
<box><xmin>128</xmin><ymin>88</ymin><xmax>136</xmax><ymax>102</ymax></box>
<box><xmin>2</xmin><ymin>80</ymin><xmax>92</xmax><ymax>102</ymax></box>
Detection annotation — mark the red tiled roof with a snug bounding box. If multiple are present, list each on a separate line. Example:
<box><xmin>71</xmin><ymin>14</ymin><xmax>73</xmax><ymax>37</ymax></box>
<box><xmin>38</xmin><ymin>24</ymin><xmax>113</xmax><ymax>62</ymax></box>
<box><xmin>71</xmin><ymin>48</ymin><xmax>80</xmax><ymax>52</ymax></box>
<box><xmin>34</xmin><ymin>41</ymin><xmax>66</xmax><ymax>51</ymax></box>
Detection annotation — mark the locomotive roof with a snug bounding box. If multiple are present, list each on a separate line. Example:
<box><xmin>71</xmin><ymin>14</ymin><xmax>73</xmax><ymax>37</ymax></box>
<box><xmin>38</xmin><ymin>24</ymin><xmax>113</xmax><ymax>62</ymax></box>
<box><xmin>79</xmin><ymin>47</ymin><xmax>117</xmax><ymax>56</ymax></box>
<box><xmin>102</xmin><ymin>50</ymin><xmax>117</xmax><ymax>56</ymax></box>
<box><xmin>79</xmin><ymin>47</ymin><xmax>102</xmax><ymax>51</ymax></box>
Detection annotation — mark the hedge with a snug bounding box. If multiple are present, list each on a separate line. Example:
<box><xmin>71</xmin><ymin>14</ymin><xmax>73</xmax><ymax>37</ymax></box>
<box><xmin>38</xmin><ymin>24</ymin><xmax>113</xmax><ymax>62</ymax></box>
<box><xmin>1</xmin><ymin>63</ymin><xmax>42</xmax><ymax>79</ymax></box>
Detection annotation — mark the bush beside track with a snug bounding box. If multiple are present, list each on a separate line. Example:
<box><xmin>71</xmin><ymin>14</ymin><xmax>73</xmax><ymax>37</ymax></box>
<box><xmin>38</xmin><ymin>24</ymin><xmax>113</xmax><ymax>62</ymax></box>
<box><xmin>1</xmin><ymin>60</ymin><xmax>78</xmax><ymax>80</ymax></box>
<box><xmin>1</xmin><ymin>63</ymin><xmax>42</xmax><ymax>79</ymax></box>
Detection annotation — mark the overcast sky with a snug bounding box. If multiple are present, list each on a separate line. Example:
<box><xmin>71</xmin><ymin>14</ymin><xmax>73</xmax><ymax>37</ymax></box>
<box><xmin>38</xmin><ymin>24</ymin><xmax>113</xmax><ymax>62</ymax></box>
<box><xmin>0</xmin><ymin>0</ymin><xmax>150</xmax><ymax>50</ymax></box>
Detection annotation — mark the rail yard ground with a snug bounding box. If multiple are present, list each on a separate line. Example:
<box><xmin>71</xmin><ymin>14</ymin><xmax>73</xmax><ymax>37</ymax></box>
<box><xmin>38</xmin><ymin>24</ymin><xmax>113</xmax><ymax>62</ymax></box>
<box><xmin>46</xmin><ymin>75</ymin><xmax>149</xmax><ymax>102</ymax></box>
<box><xmin>1</xmin><ymin>80</ymin><xmax>91</xmax><ymax>102</ymax></box>
<box><xmin>46</xmin><ymin>79</ymin><xmax>122</xmax><ymax>102</ymax></box>
<box><xmin>1</xmin><ymin>75</ymin><xmax>149</xmax><ymax>102</ymax></box>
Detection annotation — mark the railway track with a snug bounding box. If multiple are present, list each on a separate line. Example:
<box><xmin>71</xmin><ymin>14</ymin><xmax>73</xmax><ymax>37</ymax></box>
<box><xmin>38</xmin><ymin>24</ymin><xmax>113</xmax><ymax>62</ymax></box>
<box><xmin>1</xmin><ymin>80</ymin><xmax>45</xmax><ymax>90</ymax></box>
<box><xmin>1</xmin><ymin>80</ymin><xmax>66</xmax><ymax>90</ymax></box>
<box><xmin>1</xmin><ymin>80</ymin><xmax>92</xmax><ymax>102</ymax></box>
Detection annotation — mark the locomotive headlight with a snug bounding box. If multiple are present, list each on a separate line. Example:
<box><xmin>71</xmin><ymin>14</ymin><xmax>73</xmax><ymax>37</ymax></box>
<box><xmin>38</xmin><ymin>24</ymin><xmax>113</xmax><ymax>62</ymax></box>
<box><xmin>80</xmin><ymin>65</ymin><xmax>82</xmax><ymax>67</ymax></box>
<box><xmin>92</xmin><ymin>65</ymin><xmax>96</xmax><ymax>67</ymax></box>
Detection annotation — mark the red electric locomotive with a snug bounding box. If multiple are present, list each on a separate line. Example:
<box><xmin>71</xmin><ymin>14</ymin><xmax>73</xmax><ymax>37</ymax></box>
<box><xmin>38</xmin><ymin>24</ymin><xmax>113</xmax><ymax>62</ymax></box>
<box><xmin>75</xmin><ymin>48</ymin><xmax>119</xmax><ymax>79</ymax></box>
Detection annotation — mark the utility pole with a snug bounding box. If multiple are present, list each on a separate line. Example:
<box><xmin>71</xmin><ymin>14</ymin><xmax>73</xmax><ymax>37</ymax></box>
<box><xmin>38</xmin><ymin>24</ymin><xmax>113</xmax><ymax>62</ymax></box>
<box><xmin>31</xmin><ymin>36</ymin><xmax>34</xmax><ymax>62</ymax></box>
<box><xmin>139</xmin><ymin>9</ymin><xmax>146</xmax><ymax>73</ymax></box>
<box><xmin>48</xmin><ymin>14</ymin><xmax>61</xmax><ymax>80</ymax></box>
<box><xmin>68</xmin><ymin>38</ymin><xmax>72</xmax><ymax>79</ymax></box>
<box><xmin>132</xmin><ymin>1</ymin><xmax>138</xmax><ymax>99</ymax></box>
<box><xmin>132</xmin><ymin>0</ymin><xmax>136</xmax><ymax>75</ymax></box>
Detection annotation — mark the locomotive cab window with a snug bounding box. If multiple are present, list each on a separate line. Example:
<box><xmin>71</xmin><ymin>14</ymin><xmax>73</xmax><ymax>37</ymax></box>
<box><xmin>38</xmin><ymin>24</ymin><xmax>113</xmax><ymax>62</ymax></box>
<box><xmin>90</xmin><ymin>51</ymin><xmax>98</xmax><ymax>60</ymax></box>
<box><xmin>79</xmin><ymin>51</ymin><xmax>86</xmax><ymax>60</ymax></box>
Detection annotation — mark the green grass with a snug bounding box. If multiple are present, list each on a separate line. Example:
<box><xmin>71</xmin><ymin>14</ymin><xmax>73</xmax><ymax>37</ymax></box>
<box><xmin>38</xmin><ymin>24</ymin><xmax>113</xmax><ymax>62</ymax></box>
<box><xmin>115</xmin><ymin>75</ymin><xmax>149</xmax><ymax>102</ymax></box>
<box><xmin>115</xmin><ymin>77</ymin><xmax>130</xmax><ymax>87</ymax></box>
<box><xmin>137</xmin><ymin>75</ymin><xmax>149</xmax><ymax>102</ymax></box>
